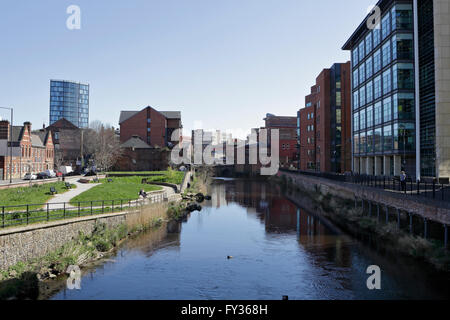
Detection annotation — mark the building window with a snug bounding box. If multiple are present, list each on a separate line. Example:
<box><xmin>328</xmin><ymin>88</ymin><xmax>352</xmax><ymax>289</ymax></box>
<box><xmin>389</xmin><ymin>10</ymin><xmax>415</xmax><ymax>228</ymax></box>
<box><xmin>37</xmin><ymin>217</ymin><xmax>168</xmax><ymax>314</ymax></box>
<box><xmin>396</xmin><ymin>5</ymin><xmax>413</xmax><ymax>30</ymax></box>
<box><xmin>394</xmin><ymin>123</ymin><xmax>415</xmax><ymax>151</ymax></box>
<box><xmin>374</xmin><ymin>75</ymin><xmax>382</xmax><ymax>99</ymax></box>
<box><xmin>383</xmin><ymin>125</ymin><xmax>392</xmax><ymax>151</ymax></box>
<box><xmin>374</xmin><ymin>128</ymin><xmax>382</xmax><ymax>152</ymax></box>
<box><xmin>360</xmin><ymin>109</ymin><xmax>366</xmax><ymax>130</ymax></box>
<box><xmin>366</xmin><ymin>80</ymin><xmax>373</xmax><ymax>103</ymax></box>
<box><xmin>359</xmin><ymin>63</ymin><xmax>366</xmax><ymax>84</ymax></box>
<box><xmin>382</xmin><ymin>12</ymin><xmax>391</xmax><ymax>40</ymax></box>
<box><xmin>359</xmin><ymin>40</ymin><xmax>365</xmax><ymax>61</ymax></box>
<box><xmin>393</xmin><ymin>63</ymin><xmax>414</xmax><ymax>89</ymax></box>
<box><xmin>383</xmin><ymin>97</ymin><xmax>392</xmax><ymax>123</ymax></box>
<box><xmin>374</xmin><ymin>102</ymin><xmax>382</xmax><ymax>125</ymax></box>
<box><xmin>353</xmin><ymin>69</ymin><xmax>359</xmax><ymax>88</ymax></box>
<box><xmin>373</xmin><ymin>26</ymin><xmax>381</xmax><ymax>48</ymax></box>
<box><xmin>354</xmin><ymin>134</ymin><xmax>360</xmax><ymax>154</ymax></box>
<box><xmin>354</xmin><ymin>112</ymin><xmax>359</xmax><ymax>131</ymax></box>
<box><xmin>360</xmin><ymin>131</ymin><xmax>367</xmax><ymax>154</ymax></box>
<box><xmin>382</xmin><ymin>68</ymin><xmax>392</xmax><ymax>95</ymax></box>
<box><xmin>366</xmin><ymin>56</ymin><xmax>373</xmax><ymax>79</ymax></box>
<box><xmin>360</xmin><ymin>86</ymin><xmax>366</xmax><ymax>107</ymax></box>
<box><xmin>367</xmin><ymin>130</ymin><xmax>374</xmax><ymax>153</ymax></box>
<box><xmin>373</xmin><ymin>49</ymin><xmax>381</xmax><ymax>73</ymax></box>
<box><xmin>367</xmin><ymin>105</ymin><xmax>374</xmax><ymax>128</ymax></box>
<box><xmin>382</xmin><ymin>41</ymin><xmax>391</xmax><ymax>67</ymax></box>
<box><xmin>365</xmin><ymin>32</ymin><xmax>373</xmax><ymax>54</ymax></box>
<box><xmin>393</xmin><ymin>33</ymin><xmax>414</xmax><ymax>60</ymax></box>
<box><xmin>353</xmin><ymin>91</ymin><xmax>359</xmax><ymax>110</ymax></box>
<box><xmin>393</xmin><ymin>93</ymin><xmax>415</xmax><ymax>120</ymax></box>
<box><xmin>391</xmin><ymin>7</ymin><xmax>397</xmax><ymax>31</ymax></box>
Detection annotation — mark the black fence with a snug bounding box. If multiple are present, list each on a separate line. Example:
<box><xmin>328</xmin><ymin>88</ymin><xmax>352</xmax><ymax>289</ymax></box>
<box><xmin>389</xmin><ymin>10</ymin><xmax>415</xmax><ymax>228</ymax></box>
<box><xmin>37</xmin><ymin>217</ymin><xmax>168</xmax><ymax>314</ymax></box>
<box><xmin>349</xmin><ymin>174</ymin><xmax>450</xmax><ymax>202</ymax></box>
<box><xmin>0</xmin><ymin>192</ymin><xmax>167</xmax><ymax>229</ymax></box>
<box><xmin>280</xmin><ymin>169</ymin><xmax>450</xmax><ymax>203</ymax></box>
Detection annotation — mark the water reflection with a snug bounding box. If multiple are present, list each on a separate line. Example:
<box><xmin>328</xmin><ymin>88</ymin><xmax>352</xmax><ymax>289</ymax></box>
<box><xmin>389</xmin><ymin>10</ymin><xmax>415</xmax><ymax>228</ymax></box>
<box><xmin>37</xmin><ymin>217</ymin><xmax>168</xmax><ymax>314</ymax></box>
<box><xmin>48</xmin><ymin>178</ymin><xmax>449</xmax><ymax>300</ymax></box>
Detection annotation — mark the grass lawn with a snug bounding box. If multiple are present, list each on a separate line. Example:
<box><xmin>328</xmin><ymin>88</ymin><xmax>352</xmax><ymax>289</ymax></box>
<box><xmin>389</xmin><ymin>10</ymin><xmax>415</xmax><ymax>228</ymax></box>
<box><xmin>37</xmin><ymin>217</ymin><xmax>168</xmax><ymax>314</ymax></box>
<box><xmin>107</xmin><ymin>170</ymin><xmax>185</xmax><ymax>185</ymax></box>
<box><xmin>70</xmin><ymin>177</ymin><xmax>163</xmax><ymax>205</ymax></box>
<box><xmin>0</xmin><ymin>182</ymin><xmax>76</xmax><ymax>209</ymax></box>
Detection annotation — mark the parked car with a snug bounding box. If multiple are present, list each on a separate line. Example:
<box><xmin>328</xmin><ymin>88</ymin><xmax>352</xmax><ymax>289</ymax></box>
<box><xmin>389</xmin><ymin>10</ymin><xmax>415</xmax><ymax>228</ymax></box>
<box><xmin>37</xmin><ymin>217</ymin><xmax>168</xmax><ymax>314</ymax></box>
<box><xmin>23</xmin><ymin>173</ymin><xmax>37</xmax><ymax>180</ymax></box>
<box><xmin>37</xmin><ymin>172</ymin><xmax>51</xmax><ymax>179</ymax></box>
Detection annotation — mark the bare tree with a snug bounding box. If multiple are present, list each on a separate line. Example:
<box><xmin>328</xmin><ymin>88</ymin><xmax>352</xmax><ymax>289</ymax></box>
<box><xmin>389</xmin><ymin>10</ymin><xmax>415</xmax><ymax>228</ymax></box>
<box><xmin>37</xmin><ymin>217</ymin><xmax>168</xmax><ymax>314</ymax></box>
<box><xmin>83</xmin><ymin>121</ymin><xmax>122</xmax><ymax>172</ymax></box>
<box><xmin>54</xmin><ymin>149</ymin><xmax>65</xmax><ymax>170</ymax></box>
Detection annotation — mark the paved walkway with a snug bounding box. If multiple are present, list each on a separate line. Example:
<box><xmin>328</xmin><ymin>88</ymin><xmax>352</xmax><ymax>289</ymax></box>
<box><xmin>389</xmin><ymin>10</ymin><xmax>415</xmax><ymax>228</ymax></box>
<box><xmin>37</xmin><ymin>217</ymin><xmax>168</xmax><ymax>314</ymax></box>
<box><xmin>46</xmin><ymin>181</ymin><xmax>98</xmax><ymax>209</ymax></box>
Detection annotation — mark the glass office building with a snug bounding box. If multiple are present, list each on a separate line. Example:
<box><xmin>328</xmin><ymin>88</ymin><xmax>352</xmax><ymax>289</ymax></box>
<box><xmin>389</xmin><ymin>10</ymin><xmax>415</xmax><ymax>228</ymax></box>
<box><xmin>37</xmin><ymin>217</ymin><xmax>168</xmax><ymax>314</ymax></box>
<box><xmin>50</xmin><ymin>80</ymin><xmax>89</xmax><ymax>128</ymax></box>
<box><xmin>343</xmin><ymin>0</ymin><xmax>450</xmax><ymax>179</ymax></box>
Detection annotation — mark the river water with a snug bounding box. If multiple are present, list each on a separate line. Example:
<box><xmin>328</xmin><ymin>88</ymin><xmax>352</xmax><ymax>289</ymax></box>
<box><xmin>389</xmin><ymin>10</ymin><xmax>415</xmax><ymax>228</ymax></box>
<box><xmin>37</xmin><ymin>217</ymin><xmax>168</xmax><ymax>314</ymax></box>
<box><xmin>48</xmin><ymin>178</ymin><xmax>449</xmax><ymax>300</ymax></box>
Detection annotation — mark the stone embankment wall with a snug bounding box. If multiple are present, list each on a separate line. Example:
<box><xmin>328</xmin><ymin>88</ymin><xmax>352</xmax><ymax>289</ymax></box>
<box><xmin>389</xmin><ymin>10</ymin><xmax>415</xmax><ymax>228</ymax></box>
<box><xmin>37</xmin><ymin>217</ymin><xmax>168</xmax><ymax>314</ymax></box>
<box><xmin>278</xmin><ymin>170</ymin><xmax>450</xmax><ymax>225</ymax></box>
<box><xmin>0</xmin><ymin>191</ymin><xmax>183</xmax><ymax>271</ymax></box>
<box><xmin>0</xmin><ymin>213</ymin><xmax>126</xmax><ymax>270</ymax></box>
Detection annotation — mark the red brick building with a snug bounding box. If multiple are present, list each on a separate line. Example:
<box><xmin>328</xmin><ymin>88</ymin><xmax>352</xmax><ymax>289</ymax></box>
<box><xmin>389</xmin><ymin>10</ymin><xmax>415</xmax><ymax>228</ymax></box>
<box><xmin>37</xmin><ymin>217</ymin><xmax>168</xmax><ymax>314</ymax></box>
<box><xmin>298</xmin><ymin>62</ymin><xmax>351</xmax><ymax>173</ymax></box>
<box><xmin>119</xmin><ymin>106</ymin><xmax>182</xmax><ymax>148</ymax></box>
<box><xmin>113</xmin><ymin>135</ymin><xmax>171</xmax><ymax>172</ymax></box>
<box><xmin>117</xmin><ymin>106</ymin><xmax>182</xmax><ymax>171</ymax></box>
<box><xmin>0</xmin><ymin>121</ymin><xmax>55</xmax><ymax>180</ymax></box>
<box><xmin>263</xmin><ymin>114</ymin><xmax>298</xmax><ymax>168</ymax></box>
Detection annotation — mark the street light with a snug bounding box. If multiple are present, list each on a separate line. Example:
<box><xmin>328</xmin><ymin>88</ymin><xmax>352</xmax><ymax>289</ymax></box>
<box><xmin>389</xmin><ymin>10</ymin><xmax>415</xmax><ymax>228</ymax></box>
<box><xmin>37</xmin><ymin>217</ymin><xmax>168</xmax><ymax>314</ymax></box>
<box><xmin>0</xmin><ymin>107</ymin><xmax>13</xmax><ymax>183</ymax></box>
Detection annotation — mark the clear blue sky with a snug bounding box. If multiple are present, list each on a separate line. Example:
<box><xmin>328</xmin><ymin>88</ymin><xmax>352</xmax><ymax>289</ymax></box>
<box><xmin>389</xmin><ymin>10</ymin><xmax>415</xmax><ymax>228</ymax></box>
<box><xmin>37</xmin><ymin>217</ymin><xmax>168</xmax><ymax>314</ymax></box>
<box><xmin>0</xmin><ymin>0</ymin><xmax>375</xmax><ymax>137</ymax></box>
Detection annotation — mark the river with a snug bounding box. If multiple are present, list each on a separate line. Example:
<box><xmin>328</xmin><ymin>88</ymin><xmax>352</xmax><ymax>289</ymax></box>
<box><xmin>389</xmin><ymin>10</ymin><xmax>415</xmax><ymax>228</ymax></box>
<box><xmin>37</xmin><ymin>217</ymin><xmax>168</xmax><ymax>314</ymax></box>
<box><xmin>46</xmin><ymin>178</ymin><xmax>450</xmax><ymax>300</ymax></box>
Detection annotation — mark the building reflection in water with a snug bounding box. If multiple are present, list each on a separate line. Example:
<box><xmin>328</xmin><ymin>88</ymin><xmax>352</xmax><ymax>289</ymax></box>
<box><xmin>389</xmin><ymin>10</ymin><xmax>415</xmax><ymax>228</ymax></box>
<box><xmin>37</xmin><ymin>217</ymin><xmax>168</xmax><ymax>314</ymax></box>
<box><xmin>208</xmin><ymin>178</ymin><xmax>353</xmax><ymax>269</ymax></box>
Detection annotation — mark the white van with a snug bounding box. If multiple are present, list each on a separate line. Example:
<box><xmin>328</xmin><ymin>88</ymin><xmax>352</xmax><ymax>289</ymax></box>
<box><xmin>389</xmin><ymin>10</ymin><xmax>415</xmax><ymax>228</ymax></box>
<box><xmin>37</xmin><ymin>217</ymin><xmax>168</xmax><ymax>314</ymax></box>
<box><xmin>59</xmin><ymin>166</ymin><xmax>73</xmax><ymax>175</ymax></box>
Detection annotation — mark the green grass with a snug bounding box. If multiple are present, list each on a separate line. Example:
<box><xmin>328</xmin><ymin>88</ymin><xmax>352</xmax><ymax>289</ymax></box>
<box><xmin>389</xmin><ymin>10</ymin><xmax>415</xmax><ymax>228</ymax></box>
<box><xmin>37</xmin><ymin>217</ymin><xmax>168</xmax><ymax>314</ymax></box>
<box><xmin>107</xmin><ymin>170</ymin><xmax>185</xmax><ymax>185</ymax></box>
<box><xmin>0</xmin><ymin>182</ymin><xmax>76</xmax><ymax>210</ymax></box>
<box><xmin>69</xmin><ymin>176</ymin><xmax>163</xmax><ymax>205</ymax></box>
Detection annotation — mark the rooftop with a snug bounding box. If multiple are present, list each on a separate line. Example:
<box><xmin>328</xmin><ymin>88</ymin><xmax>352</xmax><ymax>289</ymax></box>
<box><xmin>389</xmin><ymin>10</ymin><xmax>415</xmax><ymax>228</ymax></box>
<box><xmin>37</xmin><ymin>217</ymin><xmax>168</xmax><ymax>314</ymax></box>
<box><xmin>342</xmin><ymin>0</ymin><xmax>393</xmax><ymax>51</ymax></box>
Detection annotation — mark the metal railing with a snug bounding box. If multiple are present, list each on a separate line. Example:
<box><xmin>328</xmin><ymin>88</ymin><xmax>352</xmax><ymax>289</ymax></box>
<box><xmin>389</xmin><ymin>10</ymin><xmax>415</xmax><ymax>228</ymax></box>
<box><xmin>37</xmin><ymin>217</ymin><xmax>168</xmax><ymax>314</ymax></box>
<box><xmin>349</xmin><ymin>174</ymin><xmax>450</xmax><ymax>202</ymax></box>
<box><xmin>280</xmin><ymin>169</ymin><xmax>450</xmax><ymax>204</ymax></box>
<box><xmin>0</xmin><ymin>192</ymin><xmax>168</xmax><ymax>229</ymax></box>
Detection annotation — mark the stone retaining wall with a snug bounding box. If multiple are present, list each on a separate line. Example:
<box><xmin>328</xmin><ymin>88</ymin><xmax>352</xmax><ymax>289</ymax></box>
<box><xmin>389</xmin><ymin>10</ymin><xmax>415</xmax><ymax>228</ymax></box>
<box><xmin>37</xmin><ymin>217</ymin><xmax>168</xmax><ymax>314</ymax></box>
<box><xmin>0</xmin><ymin>212</ymin><xmax>127</xmax><ymax>270</ymax></box>
<box><xmin>0</xmin><ymin>191</ymin><xmax>183</xmax><ymax>271</ymax></box>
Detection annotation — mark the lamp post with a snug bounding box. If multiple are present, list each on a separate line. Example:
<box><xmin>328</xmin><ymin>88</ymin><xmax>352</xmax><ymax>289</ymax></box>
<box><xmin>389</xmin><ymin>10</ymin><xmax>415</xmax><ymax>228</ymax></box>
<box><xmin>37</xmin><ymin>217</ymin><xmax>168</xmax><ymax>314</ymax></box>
<box><xmin>0</xmin><ymin>107</ymin><xmax>13</xmax><ymax>183</ymax></box>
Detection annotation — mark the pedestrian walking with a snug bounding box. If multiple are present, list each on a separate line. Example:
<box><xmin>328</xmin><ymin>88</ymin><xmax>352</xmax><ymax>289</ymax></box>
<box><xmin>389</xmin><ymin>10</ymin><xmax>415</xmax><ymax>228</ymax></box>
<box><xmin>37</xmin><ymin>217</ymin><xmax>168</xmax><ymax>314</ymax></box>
<box><xmin>400</xmin><ymin>171</ymin><xmax>407</xmax><ymax>192</ymax></box>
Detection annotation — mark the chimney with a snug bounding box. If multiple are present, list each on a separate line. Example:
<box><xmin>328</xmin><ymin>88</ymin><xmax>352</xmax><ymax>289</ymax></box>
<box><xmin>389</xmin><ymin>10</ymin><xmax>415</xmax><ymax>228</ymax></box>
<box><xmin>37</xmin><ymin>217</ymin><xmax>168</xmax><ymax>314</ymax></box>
<box><xmin>0</xmin><ymin>120</ymin><xmax>10</xmax><ymax>140</ymax></box>
<box><xmin>24</xmin><ymin>122</ymin><xmax>32</xmax><ymax>133</ymax></box>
